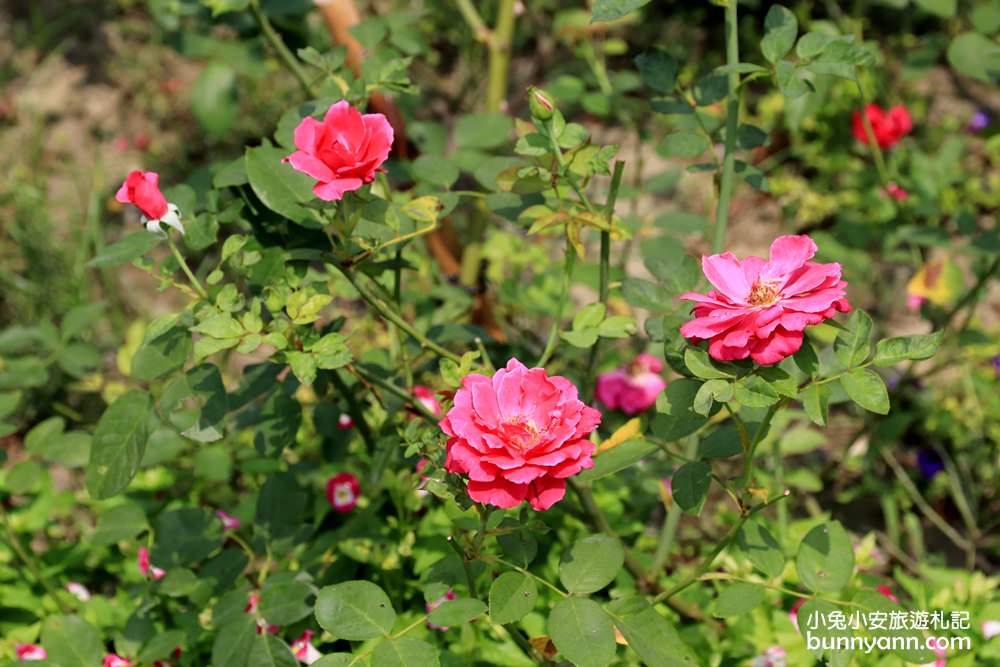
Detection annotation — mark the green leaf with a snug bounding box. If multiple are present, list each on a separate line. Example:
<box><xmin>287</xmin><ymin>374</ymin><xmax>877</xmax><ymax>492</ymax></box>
<box><xmin>92</xmin><ymin>503</ymin><xmax>148</xmax><ymax>545</ymax></box>
<box><xmin>591</xmin><ymin>0</ymin><xmax>650</xmax><ymax>22</ymax></box>
<box><xmin>85</xmin><ymin>390</ymin><xmax>152</xmax><ymax>499</ymax></box>
<box><xmin>191</xmin><ymin>62</ymin><xmax>239</xmax><ymax>138</ymax></box>
<box><xmin>371</xmin><ymin>638</ymin><xmax>439</xmax><ymax>667</ymax></box>
<box><xmin>212</xmin><ymin>615</ymin><xmax>257</xmax><ymax>667</ymax></box>
<box><xmin>488</xmin><ymin>571</ymin><xmax>538</xmax><ymax>624</ymax></box>
<box><xmin>261</xmin><ymin>575</ymin><xmax>315</xmax><ymax>625</ymax></box>
<box><xmin>971</xmin><ymin>1</ymin><xmax>1000</xmax><ymax>33</ymax></box>
<box><xmin>684</xmin><ymin>347</ymin><xmax>733</xmax><ymax>379</ymax></box>
<box><xmin>853</xmin><ymin>589</ymin><xmax>937</xmax><ymax>663</ymax></box>
<box><xmin>176</xmin><ymin>364</ymin><xmax>229</xmax><ymax>443</ymax></box>
<box><xmin>736</xmin><ymin>123</ymin><xmax>769</xmax><ymax>150</ymax></box>
<box><xmin>713</xmin><ymin>582</ymin><xmax>765</xmax><ymax>617</ymax></box>
<box><xmin>796</xmin><ymin>31</ymin><xmax>835</xmax><ymax>59</ymax></box>
<box><xmin>693</xmin><ymin>73</ymin><xmax>728</xmax><ymax>105</ymax></box>
<box><xmin>733</xmin><ymin>375</ymin><xmax>780</xmax><ymax>408</ymax></box>
<box><xmin>801</xmin><ymin>383</ymin><xmax>830</xmax><ymax>426</ymax></box>
<box><xmin>578</xmin><ymin>438</ymin><xmax>658</xmax><ymax>482</ymax></box>
<box><xmin>454</xmin><ymin>112</ymin><xmax>512</xmax><ymax>150</ymax></box>
<box><xmin>840</xmin><ymin>368</ymin><xmax>890</xmax><ymax>414</ymax></box>
<box><xmin>947</xmin><ymin>32</ymin><xmax>999</xmax><ymax>83</ymax></box>
<box><xmin>653</xmin><ymin>378</ymin><xmax>709</xmax><ymax>441</ymax></box>
<box><xmin>597</xmin><ymin>315</ymin><xmax>636</xmax><ymax>338</ymax></box>
<box><xmin>873</xmin><ymin>331</ymin><xmax>943</xmax><ymax>366</ymax></box>
<box><xmin>412</xmin><ymin>155</ymin><xmax>459</xmax><ymax>188</ymax></box>
<box><xmin>558</xmin><ymin>534</ymin><xmax>625</xmax><ymax>594</ymax></box>
<box><xmin>427</xmin><ymin>598</ymin><xmax>486</xmax><ymax>627</ymax></box>
<box><xmin>796</xmin><ymin>599</ymin><xmax>852</xmax><ymax>663</ymax></box>
<box><xmin>735</xmin><ymin>518</ymin><xmax>785</xmax><ymax>578</ymax></box>
<box><xmin>698</xmin><ymin>426</ymin><xmax>741</xmax><ymax>459</ymax></box>
<box><xmin>561</xmin><ymin>329</ymin><xmax>599</xmax><ymax>348</ymax></box>
<box><xmin>774</xmin><ymin>60</ymin><xmax>809</xmax><ymax>98</ymax></box>
<box><xmin>41</xmin><ymin>615</ymin><xmax>105</xmax><ymax>667</ymax></box>
<box><xmin>254</xmin><ymin>389</ymin><xmax>302</xmax><ymax>457</ymax></box>
<box><xmin>573</xmin><ymin>303</ymin><xmax>606</xmax><ymax>331</ymax></box>
<box><xmin>796</xmin><ymin>521</ymin><xmax>854</xmax><ymax>593</ymax></box>
<box><xmin>315</xmin><ymin>580</ymin><xmax>396</xmax><ymax>640</ymax></box>
<box><xmin>245</xmin><ymin>144</ymin><xmax>318</xmax><ymax>226</ymax></box>
<box><xmin>604</xmin><ymin>597</ymin><xmax>696</xmax><ymax>667</ymax></box>
<box><xmin>834</xmin><ymin>310</ymin><xmax>873</xmax><ymax>368</ymax></box>
<box><xmin>256</xmin><ymin>472</ymin><xmax>307</xmax><ymax>541</ymax></box>
<box><xmin>915</xmin><ymin>0</ymin><xmax>957</xmax><ymax>17</ymax></box>
<box><xmin>693</xmin><ymin>379</ymin><xmax>733</xmax><ymax>416</ymax></box>
<box><xmin>634</xmin><ymin>48</ymin><xmax>678</xmax><ymax>92</ymax></box>
<box><xmin>658</xmin><ymin>130</ymin><xmax>709</xmax><ymax>159</ymax></box>
<box><xmin>132</xmin><ymin>325</ymin><xmax>192</xmax><ymax>381</ymax></box>
<box><xmin>87</xmin><ymin>232</ymin><xmax>159</xmax><ymax>268</ymax></box>
<box><xmin>672</xmin><ymin>461</ymin><xmax>711</xmax><ymax>514</ymax></box>
<box><xmin>152</xmin><ymin>507</ymin><xmax>224</xmax><ymax>567</ymax></box>
<box><xmin>6</xmin><ymin>460</ymin><xmax>46</xmax><ymax>494</ymax></box>
<box><xmin>61</xmin><ymin>303</ymin><xmax>106</xmax><ymax>341</ymax></box>
<box><xmin>761</xmin><ymin>5</ymin><xmax>798</xmax><ymax>64</ymax></box>
<box><xmin>548</xmin><ymin>597</ymin><xmax>616</xmax><ymax>667</ymax></box>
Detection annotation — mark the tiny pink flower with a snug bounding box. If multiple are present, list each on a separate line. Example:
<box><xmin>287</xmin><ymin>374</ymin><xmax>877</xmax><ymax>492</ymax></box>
<box><xmin>413</xmin><ymin>385</ymin><xmax>442</xmax><ymax>417</ymax></box>
<box><xmin>152</xmin><ymin>647</ymin><xmax>181</xmax><ymax>667</ymax></box>
<box><xmin>789</xmin><ymin>598</ymin><xmax>806</xmax><ymax>631</ymax></box>
<box><xmin>752</xmin><ymin>646</ymin><xmax>787</xmax><ymax>667</ymax></box>
<box><xmin>441</xmin><ymin>358</ymin><xmax>601</xmax><ymax>511</ymax></box>
<box><xmin>282</xmin><ymin>100</ymin><xmax>393</xmax><ymax>201</ymax></box>
<box><xmin>291</xmin><ymin>630</ymin><xmax>322</xmax><ymax>664</ymax></box>
<box><xmin>245</xmin><ymin>591</ymin><xmax>280</xmax><ymax>634</ymax></box>
<box><xmin>885</xmin><ymin>182</ymin><xmax>909</xmax><ymax>201</ymax></box>
<box><xmin>115</xmin><ymin>170</ymin><xmax>183</xmax><ymax>236</ymax></box>
<box><xmin>982</xmin><ymin>620</ymin><xmax>1000</xmax><ymax>640</ymax></box>
<box><xmin>137</xmin><ymin>547</ymin><xmax>165</xmax><ymax>581</ymax></box>
<box><xmin>337</xmin><ymin>413</ymin><xmax>354</xmax><ymax>429</ymax></box>
<box><xmin>15</xmin><ymin>644</ymin><xmax>47</xmax><ymax>661</ymax></box>
<box><xmin>65</xmin><ymin>581</ymin><xmax>91</xmax><ymax>601</ymax></box>
<box><xmin>906</xmin><ymin>294</ymin><xmax>926</xmax><ymax>311</ymax></box>
<box><xmin>876</xmin><ymin>584</ymin><xmax>899</xmax><ymax>604</ymax></box>
<box><xmin>595</xmin><ymin>353</ymin><xmax>666</xmax><ymax>415</ymax></box>
<box><xmin>326</xmin><ymin>472</ymin><xmax>360</xmax><ymax>513</ymax></box>
<box><xmin>426</xmin><ymin>590</ymin><xmax>456</xmax><ymax>631</ymax></box>
<box><xmin>103</xmin><ymin>654</ymin><xmax>133</xmax><ymax>667</ymax></box>
<box><xmin>680</xmin><ymin>235</ymin><xmax>851</xmax><ymax>365</ymax></box>
<box><xmin>216</xmin><ymin>510</ymin><xmax>241</xmax><ymax>531</ymax></box>
<box><xmin>920</xmin><ymin>639</ymin><xmax>947</xmax><ymax>667</ymax></box>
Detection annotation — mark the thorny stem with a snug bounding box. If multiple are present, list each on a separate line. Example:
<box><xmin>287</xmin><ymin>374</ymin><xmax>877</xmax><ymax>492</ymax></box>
<box><xmin>487</xmin><ymin>0</ymin><xmax>516</xmax><ymax>112</ymax></box>
<box><xmin>0</xmin><ymin>502</ymin><xmax>70</xmax><ymax>614</ymax></box>
<box><xmin>250</xmin><ymin>0</ymin><xmax>315</xmax><ymax>97</ymax></box>
<box><xmin>739</xmin><ymin>400</ymin><xmax>785</xmax><ymax>492</ymax></box>
<box><xmin>446</xmin><ymin>535</ymin><xmax>479</xmax><ymax>599</ymax></box>
<box><xmin>713</xmin><ymin>0</ymin><xmax>740</xmax><ymax>253</ymax></box>
<box><xmin>167</xmin><ymin>236</ymin><xmax>207</xmax><ymax>300</ymax></box>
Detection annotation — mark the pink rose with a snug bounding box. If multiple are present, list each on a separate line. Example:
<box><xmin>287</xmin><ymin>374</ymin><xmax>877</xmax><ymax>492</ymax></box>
<box><xmin>291</xmin><ymin>630</ymin><xmax>322</xmax><ymax>664</ymax></box>
<box><xmin>326</xmin><ymin>472</ymin><xmax>360</xmax><ymax>513</ymax></box>
<box><xmin>595</xmin><ymin>353</ymin><xmax>666</xmax><ymax>414</ymax></box>
<box><xmin>282</xmin><ymin>100</ymin><xmax>393</xmax><ymax>201</ymax></box>
<box><xmin>680</xmin><ymin>235</ymin><xmax>851</xmax><ymax>365</ymax></box>
<box><xmin>413</xmin><ymin>385</ymin><xmax>442</xmax><ymax>417</ymax></box>
<box><xmin>115</xmin><ymin>170</ymin><xmax>184</xmax><ymax>236</ymax></box>
<box><xmin>103</xmin><ymin>654</ymin><xmax>132</xmax><ymax>667</ymax></box>
<box><xmin>215</xmin><ymin>510</ymin><xmax>241</xmax><ymax>531</ymax></box>
<box><xmin>16</xmin><ymin>644</ymin><xmax>47</xmax><ymax>661</ymax></box>
<box><xmin>441</xmin><ymin>358</ymin><xmax>601</xmax><ymax>511</ymax></box>
<box><xmin>137</xmin><ymin>546</ymin><xmax>165</xmax><ymax>580</ymax></box>
<box><xmin>852</xmin><ymin>104</ymin><xmax>913</xmax><ymax>148</ymax></box>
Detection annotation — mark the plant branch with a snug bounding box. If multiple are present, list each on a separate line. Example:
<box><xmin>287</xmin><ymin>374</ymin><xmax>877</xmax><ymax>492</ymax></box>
<box><xmin>249</xmin><ymin>0</ymin><xmax>315</xmax><ymax>97</ymax></box>
<box><xmin>712</xmin><ymin>0</ymin><xmax>741</xmax><ymax>253</ymax></box>
<box><xmin>167</xmin><ymin>236</ymin><xmax>207</xmax><ymax>300</ymax></box>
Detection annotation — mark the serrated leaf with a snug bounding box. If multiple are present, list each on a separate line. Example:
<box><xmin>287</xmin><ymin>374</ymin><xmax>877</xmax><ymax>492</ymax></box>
<box><xmin>315</xmin><ymin>581</ymin><xmax>396</xmax><ymax>640</ymax></box>
<box><xmin>834</xmin><ymin>310</ymin><xmax>873</xmax><ymax>368</ymax></box>
<box><xmin>548</xmin><ymin>597</ymin><xmax>616</xmax><ymax>667</ymax></box>
<box><xmin>85</xmin><ymin>391</ymin><xmax>152</xmax><ymax>499</ymax></box>
<box><xmin>761</xmin><ymin>5</ymin><xmax>798</xmax><ymax>64</ymax></box>
<box><xmin>713</xmin><ymin>582</ymin><xmax>765</xmax><ymax>617</ymax></box>
<box><xmin>873</xmin><ymin>331</ymin><xmax>943</xmax><ymax>366</ymax></box>
<box><xmin>796</xmin><ymin>521</ymin><xmax>854</xmax><ymax>593</ymax></box>
<box><xmin>489</xmin><ymin>572</ymin><xmax>538</xmax><ymax>624</ymax></box>
<box><xmin>672</xmin><ymin>461</ymin><xmax>711</xmax><ymax>513</ymax></box>
<box><xmin>559</xmin><ymin>534</ymin><xmax>624</xmax><ymax>594</ymax></box>
<box><xmin>684</xmin><ymin>347</ymin><xmax>733</xmax><ymax>379</ymax></box>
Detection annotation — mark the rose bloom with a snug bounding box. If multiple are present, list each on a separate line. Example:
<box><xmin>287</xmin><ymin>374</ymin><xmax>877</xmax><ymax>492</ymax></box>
<box><xmin>413</xmin><ymin>385</ymin><xmax>442</xmax><ymax>417</ymax></box>
<box><xmin>326</xmin><ymin>472</ymin><xmax>360</xmax><ymax>513</ymax></box>
<box><xmin>680</xmin><ymin>235</ymin><xmax>851</xmax><ymax>365</ymax></box>
<box><xmin>441</xmin><ymin>358</ymin><xmax>601</xmax><ymax>511</ymax></box>
<box><xmin>16</xmin><ymin>644</ymin><xmax>47</xmax><ymax>661</ymax></box>
<box><xmin>595</xmin><ymin>353</ymin><xmax>666</xmax><ymax>415</ymax></box>
<box><xmin>215</xmin><ymin>509</ymin><xmax>241</xmax><ymax>531</ymax></box>
<box><xmin>137</xmin><ymin>546</ymin><xmax>165</xmax><ymax>580</ymax></box>
<box><xmin>290</xmin><ymin>630</ymin><xmax>322</xmax><ymax>665</ymax></box>
<box><xmin>852</xmin><ymin>103</ymin><xmax>912</xmax><ymax>148</ymax></box>
<box><xmin>282</xmin><ymin>100</ymin><xmax>393</xmax><ymax>201</ymax></box>
<box><xmin>103</xmin><ymin>654</ymin><xmax>132</xmax><ymax>667</ymax></box>
<box><xmin>115</xmin><ymin>170</ymin><xmax>184</xmax><ymax>236</ymax></box>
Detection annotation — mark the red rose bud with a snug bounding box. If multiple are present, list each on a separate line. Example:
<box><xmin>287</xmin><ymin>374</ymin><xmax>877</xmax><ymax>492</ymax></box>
<box><xmin>528</xmin><ymin>87</ymin><xmax>555</xmax><ymax>121</ymax></box>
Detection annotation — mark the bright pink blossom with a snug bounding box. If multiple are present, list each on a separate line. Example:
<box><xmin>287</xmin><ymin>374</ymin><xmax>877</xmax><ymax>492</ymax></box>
<box><xmin>65</xmin><ymin>581</ymin><xmax>91</xmax><ymax>601</ymax></box>
<box><xmin>15</xmin><ymin>644</ymin><xmax>47</xmax><ymax>661</ymax></box>
<box><xmin>852</xmin><ymin>104</ymin><xmax>912</xmax><ymax>148</ymax></box>
<box><xmin>103</xmin><ymin>654</ymin><xmax>132</xmax><ymax>667</ymax></box>
<box><xmin>413</xmin><ymin>385</ymin><xmax>442</xmax><ymax>417</ymax></box>
<box><xmin>441</xmin><ymin>358</ymin><xmax>601</xmax><ymax>511</ymax></box>
<box><xmin>282</xmin><ymin>100</ymin><xmax>393</xmax><ymax>201</ymax></box>
<box><xmin>137</xmin><ymin>547</ymin><xmax>165</xmax><ymax>581</ymax></box>
<box><xmin>886</xmin><ymin>182</ymin><xmax>909</xmax><ymax>200</ymax></box>
<box><xmin>680</xmin><ymin>235</ymin><xmax>851</xmax><ymax>365</ymax></box>
<box><xmin>216</xmin><ymin>510</ymin><xmax>241</xmax><ymax>531</ymax></box>
<box><xmin>752</xmin><ymin>646</ymin><xmax>787</xmax><ymax>667</ymax></box>
<box><xmin>326</xmin><ymin>472</ymin><xmax>360</xmax><ymax>513</ymax></box>
<box><xmin>115</xmin><ymin>170</ymin><xmax>183</xmax><ymax>235</ymax></box>
<box><xmin>982</xmin><ymin>620</ymin><xmax>1000</xmax><ymax>640</ymax></box>
<box><xmin>291</xmin><ymin>630</ymin><xmax>322</xmax><ymax>664</ymax></box>
<box><xmin>876</xmin><ymin>584</ymin><xmax>899</xmax><ymax>604</ymax></box>
<box><xmin>337</xmin><ymin>413</ymin><xmax>354</xmax><ymax>429</ymax></box>
<box><xmin>789</xmin><ymin>598</ymin><xmax>806</xmax><ymax>631</ymax></box>
<box><xmin>595</xmin><ymin>353</ymin><xmax>666</xmax><ymax>414</ymax></box>
<box><xmin>426</xmin><ymin>590</ymin><xmax>457</xmax><ymax>631</ymax></box>
<box><xmin>921</xmin><ymin>639</ymin><xmax>947</xmax><ymax>667</ymax></box>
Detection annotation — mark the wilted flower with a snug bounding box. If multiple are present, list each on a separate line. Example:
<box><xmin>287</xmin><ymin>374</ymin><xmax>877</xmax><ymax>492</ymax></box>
<box><xmin>413</xmin><ymin>385</ymin><xmax>442</xmax><ymax>417</ymax></box>
<box><xmin>115</xmin><ymin>170</ymin><xmax>184</xmax><ymax>236</ymax></box>
<box><xmin>103</xmin><ymin>654</ymin><xmax>132</xmax><ymax>667</ymax></box>
<box><xmin>65</xmin><ymin>581</ymin><xmax>91</xmax><ymax>601</ymax></box>
<box><xmin>752</xmin><ymin>646</ymin><xmax>787</xmax><ymax>667</ymax></box>
<box><xmin>852</xmin><ymin>104</ymin><xmax>912</xmax><ymax>148</ymax></box>
<box><xmin>441</xmin><ymin>358</ymin><xmax>601</xmax><ymax>510</ymax></box>
<box><xmin>326</xmin><ymin>472</ymin><xmax>360</xmax><ymax>513</ymax></box>
<box><xmin>15</xmin><ymin>644</ymin><xmax>47</xmax><ymax>661</ymax></box>
<box><xmin>426</xmin><ymin>590</ymin><xmax>457</xmax><ymax>630</ymax></box>
<box><xmin>282</xmin><ymin>100</ymin><xmax>393</xmax><ymax>201</ymax></box>
<box><xmin>137</xmin><ymin>547</ymin><xmax>165</xmax><ymax>581</ymax></box>
<box><xmin>680</xmin><ymin>235</ymin><xmax>851</xmax><ymax>365</ymax></box>
<box><xmin>595</xmin><ymin>353</ymin><xmax>666</xmax><ymax>415</ymax></box>
<box><xmin>216</xmin><ymin>510</ymin><xmax>241</xmax><ymax>531</ymax></box>
<box><xmin>290</xmin><ymin>630</ymin><xmax>322</xmax><ymax>664</ymax></box>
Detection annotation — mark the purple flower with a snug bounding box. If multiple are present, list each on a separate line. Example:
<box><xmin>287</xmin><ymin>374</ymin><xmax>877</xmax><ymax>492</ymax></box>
<box><xmin>967</xmin><ymin>110</ymin><xmax>990</xmax><ymax>133</ymax></box>
<box><xmin>992</xmin><ymin>356</ymin><xmax>1000</xmax><ymax>379</ymax></box>
<box><xmin>917</xmin><ymin>449</ymin><xmax>944</xmax><ymax>480</ymax></box>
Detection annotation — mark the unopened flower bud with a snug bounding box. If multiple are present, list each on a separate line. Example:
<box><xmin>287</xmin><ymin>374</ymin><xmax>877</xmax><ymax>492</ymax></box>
<box><xmin>528</xmin><ymin>87</ymin><xmax>555</xmax><ymax>121</ymax></box>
